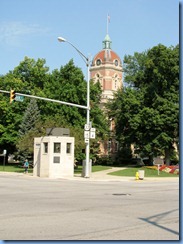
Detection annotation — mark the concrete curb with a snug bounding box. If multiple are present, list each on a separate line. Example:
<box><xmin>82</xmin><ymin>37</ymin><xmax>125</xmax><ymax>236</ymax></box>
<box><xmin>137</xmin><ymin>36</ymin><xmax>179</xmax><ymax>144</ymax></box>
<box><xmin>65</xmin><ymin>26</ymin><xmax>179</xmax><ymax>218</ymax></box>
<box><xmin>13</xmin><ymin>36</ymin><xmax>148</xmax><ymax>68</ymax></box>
<box><xmin>0</xmin><ymin>171</ymin><xmax>179</xmax><ymax>182</ymax></box>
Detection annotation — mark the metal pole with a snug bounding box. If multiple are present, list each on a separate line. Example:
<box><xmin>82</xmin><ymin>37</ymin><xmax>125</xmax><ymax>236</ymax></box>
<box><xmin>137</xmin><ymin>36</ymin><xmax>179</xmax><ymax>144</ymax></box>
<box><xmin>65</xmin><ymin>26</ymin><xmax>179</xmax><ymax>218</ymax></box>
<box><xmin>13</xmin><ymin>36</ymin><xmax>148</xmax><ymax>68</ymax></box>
<box><xmin>0</xmin><ymin>90</ymin><xmax>87</xmax><ymax>110</ymax></box>
<box><xmin>3</xmin><ymin>154</ymin><xmax>5</xmax><ymax>171</ymax></box>
<box><xmin>58</xmin><ymin>37</ymin><xmax>91</xmax><ymax>178</ymax></box>
<box><xmin>85</xmin><ymin>59</ymin><xmax>90</xmax><ymax>178</ymax></box>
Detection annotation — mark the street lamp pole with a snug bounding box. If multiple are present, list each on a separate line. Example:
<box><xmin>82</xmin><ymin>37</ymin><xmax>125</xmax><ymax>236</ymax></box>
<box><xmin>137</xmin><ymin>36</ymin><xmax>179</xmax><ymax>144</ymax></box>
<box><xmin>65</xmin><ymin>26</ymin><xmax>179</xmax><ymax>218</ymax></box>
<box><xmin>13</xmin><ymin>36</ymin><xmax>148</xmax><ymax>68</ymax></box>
<box><xmin>58</xmin><ymin>37</ymin><xmax>90</xmax><ymax>178</ymax></box>
<box><xmin>85</xmin><ymin>61</ymin><xmax>90</xmax><ymax>178</ymax></box>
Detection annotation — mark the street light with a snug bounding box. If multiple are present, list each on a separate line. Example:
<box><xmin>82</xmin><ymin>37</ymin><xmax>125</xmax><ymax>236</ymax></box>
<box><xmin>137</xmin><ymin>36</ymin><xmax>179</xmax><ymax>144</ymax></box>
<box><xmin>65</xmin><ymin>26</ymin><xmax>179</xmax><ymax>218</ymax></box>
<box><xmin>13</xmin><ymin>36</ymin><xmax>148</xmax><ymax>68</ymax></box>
<box><xmin>58</xmin><ymin>36</ymin><xmax>91</xmax><ymax>178</ymax></box>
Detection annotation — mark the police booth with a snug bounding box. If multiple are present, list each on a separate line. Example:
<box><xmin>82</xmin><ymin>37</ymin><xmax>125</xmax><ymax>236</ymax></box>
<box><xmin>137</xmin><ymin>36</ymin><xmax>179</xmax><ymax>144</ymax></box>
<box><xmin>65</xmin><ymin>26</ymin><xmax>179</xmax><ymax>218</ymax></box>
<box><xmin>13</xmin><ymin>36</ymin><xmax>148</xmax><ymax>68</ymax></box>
<box><xmin>33</xmin><ymin>128</ymin><xmax>75</xmax><ymax>178</ymax></box>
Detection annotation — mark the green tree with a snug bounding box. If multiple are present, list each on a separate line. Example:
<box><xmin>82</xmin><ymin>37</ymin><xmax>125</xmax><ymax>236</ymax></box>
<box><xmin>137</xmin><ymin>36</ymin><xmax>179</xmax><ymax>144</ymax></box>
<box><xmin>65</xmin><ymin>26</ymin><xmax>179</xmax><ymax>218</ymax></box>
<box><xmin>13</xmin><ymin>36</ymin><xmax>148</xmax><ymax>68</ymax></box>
<box><xmin>0</xmin><ymin>75</ymin><xmax>28</xmax><ymax>153</ymax></box>
<box><xmin>0</xmin><ymin>57</ymin><xmax>108</xmax><ymax>162</ymax></box>
<box><xmin>108</xmin><ymin>44</ymin><xmax>179</xmax><ymax>164</ymax></box>
<box><xmin>12</xmin><ymin>56</ymin><xmax>49</xmax><ymax>92</ymax></box>
<box><xmin>18</xmin><ymin>99</ymin><xmax>41</xmax><ymax>136</ymax></box>
<box><xmin>17</xmin><ymin>99</ymin><xmax>41</xmax><ymax>159</ymax></box>
<box><xmin>41</xmin><ymin>60</ymin><xmax>87</xmax><ymax>126</ymax></box>
<box><xmin>41</xmin><ymin>60</ymin><xmax>108</xmax><ymax>160</ymax></box>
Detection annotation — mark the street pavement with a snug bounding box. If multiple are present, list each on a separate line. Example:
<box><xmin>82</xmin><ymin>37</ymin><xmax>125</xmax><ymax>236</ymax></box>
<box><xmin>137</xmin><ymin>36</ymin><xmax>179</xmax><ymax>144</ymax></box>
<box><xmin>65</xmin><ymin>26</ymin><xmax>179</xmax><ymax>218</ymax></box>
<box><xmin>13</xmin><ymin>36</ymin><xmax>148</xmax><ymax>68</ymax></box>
<box><xmin>0</xmin><ymin>169</ymin><xmax>179</xmax><ymax>241</ymax></box>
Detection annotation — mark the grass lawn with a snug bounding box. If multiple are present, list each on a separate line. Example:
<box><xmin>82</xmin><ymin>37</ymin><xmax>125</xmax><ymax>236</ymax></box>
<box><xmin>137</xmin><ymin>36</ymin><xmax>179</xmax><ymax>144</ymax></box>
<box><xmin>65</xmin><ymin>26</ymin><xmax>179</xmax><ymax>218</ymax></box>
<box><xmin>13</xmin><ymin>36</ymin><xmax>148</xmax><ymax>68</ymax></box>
<box><xmin>0</xmin><ymin>164</ymin><xmax>178</xmax><ymax>178</ymax></box>
<box><xmin>108</xmin><ymin>166</ymin><xmax>179</xmax><ymax>177</ymax></box>
<box><xmin>0</xmin><ymin>164</ymin><xmax>110</xmax><ymax>175</ymax></box>
<box><xmin>0</xmin><ymin>164</ymin><xmax>33</xmax><ymax>174</ymax></box>
<box><xmin>74</xmin><ymin>165</ymin><xmax>111</xmax><ymax>174</ymax></box>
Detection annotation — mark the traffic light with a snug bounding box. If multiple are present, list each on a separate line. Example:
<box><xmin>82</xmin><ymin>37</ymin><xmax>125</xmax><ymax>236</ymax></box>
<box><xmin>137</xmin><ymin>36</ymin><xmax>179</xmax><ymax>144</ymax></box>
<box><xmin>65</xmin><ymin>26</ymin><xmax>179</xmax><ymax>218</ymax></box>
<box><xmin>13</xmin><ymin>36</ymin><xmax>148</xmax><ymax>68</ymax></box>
<box><xmin>10</xmin><ymin>90</ymin><xmax>16</xmax><ymax>103</ymax></box>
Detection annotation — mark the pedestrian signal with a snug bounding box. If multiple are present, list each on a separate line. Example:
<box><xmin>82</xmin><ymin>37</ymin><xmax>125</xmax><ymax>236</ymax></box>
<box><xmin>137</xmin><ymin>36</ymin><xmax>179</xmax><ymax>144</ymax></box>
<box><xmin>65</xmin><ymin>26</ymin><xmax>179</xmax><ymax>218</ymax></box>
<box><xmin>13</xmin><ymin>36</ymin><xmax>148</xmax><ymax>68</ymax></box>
<box><xmin>10</xmin><ymin>90</ymin><xmax>16</xmax><ymax>103</ymax></box>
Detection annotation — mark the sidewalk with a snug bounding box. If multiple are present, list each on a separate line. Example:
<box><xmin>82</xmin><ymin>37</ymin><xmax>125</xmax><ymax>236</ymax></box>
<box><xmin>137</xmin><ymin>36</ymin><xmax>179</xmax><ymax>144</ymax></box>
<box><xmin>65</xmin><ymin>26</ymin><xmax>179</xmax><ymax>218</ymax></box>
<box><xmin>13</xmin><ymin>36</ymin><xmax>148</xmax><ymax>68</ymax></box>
<box><xmin>0</xmin><ymin>167</ymin><xmax>179</xmax><ymax>182</ymax></box>
<box><xmin>72</xmin><ymin>167</ymin><xmax>179</xmax><ymax>182</ymax></box>
<box><xmin>72</xmin><ymin>167</ymin><xmax>129</xmax><ymax>181</ymax></box>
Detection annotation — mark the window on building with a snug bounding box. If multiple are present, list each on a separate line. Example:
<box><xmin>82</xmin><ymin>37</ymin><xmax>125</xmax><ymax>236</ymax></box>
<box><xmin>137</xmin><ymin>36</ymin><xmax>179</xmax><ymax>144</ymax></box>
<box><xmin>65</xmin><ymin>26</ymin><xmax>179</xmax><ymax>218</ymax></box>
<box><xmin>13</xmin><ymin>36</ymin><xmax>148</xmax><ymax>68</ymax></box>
<box><xmin>96</xmin><ymin>59</ymin><xmax>101</xmax><ymax>66</ymax></box>
<box><xmin>54</xmin><ymin>143</ymin><xmax>61</xmax><ymax>153</ymax></box>
<box><xmin>44</xmin><ymin>142</ymin><xmax>48</xmax><ymax>153</ymax></box>
<box><xmin>115</xmin><ymin>142</ymin><xmax>119</xmax><ymax>152</ymax></box>
<box><xmin>66</xmin><ymin>143</ymin><xmax>72</xmax><ymax>154</ymax></box>
<box><xmin>115</xmin><ymin>60</ymin><xmax>118</xmax><ymax>66</ymax></box>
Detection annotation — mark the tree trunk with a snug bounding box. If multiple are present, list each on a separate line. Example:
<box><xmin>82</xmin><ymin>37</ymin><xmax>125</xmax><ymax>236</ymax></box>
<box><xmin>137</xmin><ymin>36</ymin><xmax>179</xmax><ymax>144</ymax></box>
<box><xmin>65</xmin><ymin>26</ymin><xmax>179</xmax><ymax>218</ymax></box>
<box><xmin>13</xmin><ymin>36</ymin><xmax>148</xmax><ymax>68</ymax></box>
<box><xmin>165</xmin><ymin>148</ymin><xmax>171</xmax><ymax>165</ymax></box>
<box><xmin>148</xmin><ymin>154</ymin><xmax>154</xmax><ymax>165</ymax></box>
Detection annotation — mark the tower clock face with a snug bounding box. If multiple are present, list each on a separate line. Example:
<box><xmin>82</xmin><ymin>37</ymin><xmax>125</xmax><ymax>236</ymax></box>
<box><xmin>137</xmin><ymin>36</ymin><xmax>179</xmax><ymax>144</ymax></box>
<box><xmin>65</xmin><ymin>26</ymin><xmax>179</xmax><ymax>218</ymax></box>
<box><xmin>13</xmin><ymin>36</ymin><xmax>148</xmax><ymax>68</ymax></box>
<box><xmin>115</xmin><ymin>60</ymin><xmax>118</xmax><ymax>66</ymax></box>
<box><xmin>96</xmin><ymin>59</ymin><xmax>101</xmax><ymax>66</ymax></box>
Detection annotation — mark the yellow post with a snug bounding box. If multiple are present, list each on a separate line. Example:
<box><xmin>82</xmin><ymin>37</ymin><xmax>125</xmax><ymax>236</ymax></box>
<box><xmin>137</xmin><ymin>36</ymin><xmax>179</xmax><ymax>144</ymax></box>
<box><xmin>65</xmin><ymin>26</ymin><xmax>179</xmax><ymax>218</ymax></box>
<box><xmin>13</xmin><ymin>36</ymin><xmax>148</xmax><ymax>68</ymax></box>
<box><xmin>135</xmin><ymin>171</ymin><xmax>139</xmax><ymax>180</ymax></box>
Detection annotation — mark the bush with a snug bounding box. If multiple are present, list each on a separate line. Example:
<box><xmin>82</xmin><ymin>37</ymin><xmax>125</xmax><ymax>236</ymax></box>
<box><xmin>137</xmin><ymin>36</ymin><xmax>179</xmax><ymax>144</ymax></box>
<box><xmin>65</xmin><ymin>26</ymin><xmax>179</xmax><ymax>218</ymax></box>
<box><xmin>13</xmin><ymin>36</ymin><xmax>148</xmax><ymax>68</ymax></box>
<box><xmin>96</xmin><ymin>156</ymin><xmax>114</xmax><ymax>166</ymax></box>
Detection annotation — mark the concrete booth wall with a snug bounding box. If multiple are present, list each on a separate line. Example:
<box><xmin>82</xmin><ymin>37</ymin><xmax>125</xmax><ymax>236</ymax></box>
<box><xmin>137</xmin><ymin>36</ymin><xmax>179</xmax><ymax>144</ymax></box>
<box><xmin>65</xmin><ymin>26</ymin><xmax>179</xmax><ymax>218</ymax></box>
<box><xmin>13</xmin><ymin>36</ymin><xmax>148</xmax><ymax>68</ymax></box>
<box><xmin>33</xmin><ymin>136</ymin><xmax>75</xmax><ymax>178</ymax></box>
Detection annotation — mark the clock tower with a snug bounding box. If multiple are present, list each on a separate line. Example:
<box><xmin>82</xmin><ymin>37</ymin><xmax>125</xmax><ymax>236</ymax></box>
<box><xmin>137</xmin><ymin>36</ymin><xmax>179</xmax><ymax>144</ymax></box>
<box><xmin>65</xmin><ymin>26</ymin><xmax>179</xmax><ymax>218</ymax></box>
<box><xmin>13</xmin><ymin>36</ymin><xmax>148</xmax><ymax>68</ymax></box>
<box><xmin>90</xmin><ymin>32</ymin><xmax>123</xmax><ymax>156</ymax></box>
<box><xmin>90</xmin><ymin>33</ymin><xmax>123</xmax><ymax>108</ymax></box>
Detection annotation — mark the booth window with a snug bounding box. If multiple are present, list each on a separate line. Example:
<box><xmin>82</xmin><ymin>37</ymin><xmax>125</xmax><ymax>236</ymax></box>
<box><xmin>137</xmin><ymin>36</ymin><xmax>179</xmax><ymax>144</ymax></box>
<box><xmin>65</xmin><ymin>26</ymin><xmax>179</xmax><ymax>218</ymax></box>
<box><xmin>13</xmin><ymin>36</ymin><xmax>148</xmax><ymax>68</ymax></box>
<box><xmin>44</xmin><ymin>142</ymin><xmax>48</xmax><ymax>153</ymax></box>
<box><xmin>66</xmin><ymin>143</ymin><xmax>71</xmax><ymax>154</ymax></box>
<box><xmin>54</xmin><ymin>143</ymin><xmax>61</xmax><ymax>153</ymax></box>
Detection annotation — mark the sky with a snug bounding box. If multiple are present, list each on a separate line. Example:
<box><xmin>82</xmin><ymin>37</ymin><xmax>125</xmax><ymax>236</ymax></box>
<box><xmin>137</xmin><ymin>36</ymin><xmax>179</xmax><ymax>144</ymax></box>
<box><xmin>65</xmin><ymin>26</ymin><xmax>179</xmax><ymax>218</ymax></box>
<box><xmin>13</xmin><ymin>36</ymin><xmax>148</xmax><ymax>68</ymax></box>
<box><xmin>0</xmin><ymin>0</ymin><xmax>180</xmax><ymax>78</ymax></box>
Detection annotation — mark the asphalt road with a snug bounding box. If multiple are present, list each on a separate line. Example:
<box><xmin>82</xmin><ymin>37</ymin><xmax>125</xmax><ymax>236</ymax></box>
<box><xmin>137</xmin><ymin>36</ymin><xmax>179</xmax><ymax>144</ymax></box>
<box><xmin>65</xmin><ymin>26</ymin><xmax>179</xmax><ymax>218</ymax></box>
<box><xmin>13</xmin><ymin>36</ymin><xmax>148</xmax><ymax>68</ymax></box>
<box><xmin>0</xmin><ymin>173</ymin><xmax>179</xmax><ymax>240</ymax></box>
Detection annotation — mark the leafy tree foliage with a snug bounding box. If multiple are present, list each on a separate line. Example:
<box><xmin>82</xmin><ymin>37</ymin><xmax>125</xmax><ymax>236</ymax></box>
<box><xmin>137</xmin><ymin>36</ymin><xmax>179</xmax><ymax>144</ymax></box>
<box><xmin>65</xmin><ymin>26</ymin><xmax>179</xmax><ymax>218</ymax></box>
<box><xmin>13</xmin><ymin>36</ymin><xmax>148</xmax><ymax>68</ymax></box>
<box><xmin>0</xmin><ymin>57</ymin><xmax>108</xmax><ymax>161</ymax></box>
<box><xmin>12</xmin><ymin>56</ymin><xmax>49</xmax><ymax>92</ymax></box>
<box><xmin>108</xmin><ymin>44</ymin><xmax>179</xmax><ymax>164</ymax></box>
<box><xmin>41</xmin><ymin>60</ymin><xmax>86</xmax><ymax>127</ymax></box>
<box><xmin>0</xmin><ymin>76</ymin><xmax>29</xmax><ymax>153</ymax></box>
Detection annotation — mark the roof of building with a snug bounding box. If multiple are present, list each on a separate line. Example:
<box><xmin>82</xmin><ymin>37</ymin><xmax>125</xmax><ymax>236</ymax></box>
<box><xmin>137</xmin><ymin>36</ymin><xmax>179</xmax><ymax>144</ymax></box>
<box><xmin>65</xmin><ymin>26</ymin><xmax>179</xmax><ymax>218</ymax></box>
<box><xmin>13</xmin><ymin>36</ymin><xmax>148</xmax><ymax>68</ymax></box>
<box><xmin>91</xmin><ymin>34</ymin><xmax>122</xmax><ymax>66</ymax></box>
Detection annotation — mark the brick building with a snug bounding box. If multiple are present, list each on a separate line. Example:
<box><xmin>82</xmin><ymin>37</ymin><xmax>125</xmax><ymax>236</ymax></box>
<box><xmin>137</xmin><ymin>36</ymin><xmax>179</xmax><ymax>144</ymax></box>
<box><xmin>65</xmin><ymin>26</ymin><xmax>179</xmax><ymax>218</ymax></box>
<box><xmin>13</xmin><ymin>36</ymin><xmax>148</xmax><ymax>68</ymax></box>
<box><xmin>90</xmin><ymin>33</ymin><xmax>123</xmax><ymax>156</ymax></box>
<box><xmin>90</xmin><ymin>33</ymin><xmax>123</xmax><ymax>108</ymax></box>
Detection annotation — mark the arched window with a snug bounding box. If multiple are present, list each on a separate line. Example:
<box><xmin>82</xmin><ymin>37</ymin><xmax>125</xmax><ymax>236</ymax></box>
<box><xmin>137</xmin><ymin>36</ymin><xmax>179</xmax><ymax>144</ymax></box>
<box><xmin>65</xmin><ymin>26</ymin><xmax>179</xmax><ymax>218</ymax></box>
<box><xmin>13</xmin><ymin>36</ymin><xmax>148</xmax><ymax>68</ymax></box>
<box><xmin>96</xmin><ymin>73</ymin><xmax>103</xmax><ymax>89</ymax></box>
<box><xmin>114</xmin><ymin>74</ymin><xmax>118</xmax><ymax>89</ymax></box>
<box><xmin>114</xmin><ymin>60</ymin><xmax>118</xmax><ymax>66</ymax></box>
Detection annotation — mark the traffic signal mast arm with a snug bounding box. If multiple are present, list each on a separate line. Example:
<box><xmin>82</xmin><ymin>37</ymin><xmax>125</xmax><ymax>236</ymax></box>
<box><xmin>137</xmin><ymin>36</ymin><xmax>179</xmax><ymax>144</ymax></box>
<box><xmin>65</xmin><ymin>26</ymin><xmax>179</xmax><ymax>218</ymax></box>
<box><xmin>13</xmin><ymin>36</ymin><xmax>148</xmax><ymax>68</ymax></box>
<box><xmin>0</xmin><ymin>90</ymin><xmax>88</xmax><ymax>110</ymax></box>
<box><xmin>16</xmin><ymin>92</ymin><xmax>88</xmax><ymax>110</ymax></box>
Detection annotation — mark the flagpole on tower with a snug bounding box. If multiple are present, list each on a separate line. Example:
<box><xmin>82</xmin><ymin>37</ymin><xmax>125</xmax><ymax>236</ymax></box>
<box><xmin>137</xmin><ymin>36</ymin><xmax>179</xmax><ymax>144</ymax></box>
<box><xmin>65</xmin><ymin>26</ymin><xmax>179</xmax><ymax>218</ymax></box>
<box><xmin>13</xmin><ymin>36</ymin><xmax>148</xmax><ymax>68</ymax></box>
<box><xmin>107</xmin><ymin>14</ymin><xmax>110</xmax><ymax>34</ymax></box>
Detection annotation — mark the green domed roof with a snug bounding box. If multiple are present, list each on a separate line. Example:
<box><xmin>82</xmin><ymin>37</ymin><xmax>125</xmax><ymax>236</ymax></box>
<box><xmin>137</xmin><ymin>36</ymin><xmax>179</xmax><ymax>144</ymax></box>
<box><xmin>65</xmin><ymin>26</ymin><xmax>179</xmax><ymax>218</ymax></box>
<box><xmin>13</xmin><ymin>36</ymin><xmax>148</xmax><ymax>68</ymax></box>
<box><xmin>103</xmin><ymin>34</ymin><xmax>112</xmax><ymax>49</ymax></box>
<box><xmin>104</xmin><ymin>34</ymin><xmax>111</xmax><ymax>41</ymax></box>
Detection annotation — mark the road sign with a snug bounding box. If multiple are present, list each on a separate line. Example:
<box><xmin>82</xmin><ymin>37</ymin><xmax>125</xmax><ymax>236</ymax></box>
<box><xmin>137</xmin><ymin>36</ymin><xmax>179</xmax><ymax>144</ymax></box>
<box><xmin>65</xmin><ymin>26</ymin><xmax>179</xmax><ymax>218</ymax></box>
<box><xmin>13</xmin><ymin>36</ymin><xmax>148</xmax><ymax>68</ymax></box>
<box><xmin>90</xmin><ymin>128</ymin><xmax>96</xmax><ymax>132</ymax></box>
<box><xmin>85</xmin><ymin>138</ymin><xmax>89</xmax><ymax>143</ymax></box>
<box><xmin>84</xmin><ymin>124</ymin><xmax>90</xmax><ymax>131</ymax></box>
<box><xmin>84</xmin><ymin>131</ymin><xmax>90</xmax><ymax>139</ymax></box>
<box><xmin>15</xmin><ymin>95</ymin><xmax>24</xmax><ymax>102</ymax></box>
<box><xmin>90</xmin><ymin>131</ymin><xmax>96</xmax><ymax>139</ymax></box>
<box><xmin>90</xmin><ymin>128</ymin><xmax>96</xmax><ymax>139</ymax></box>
